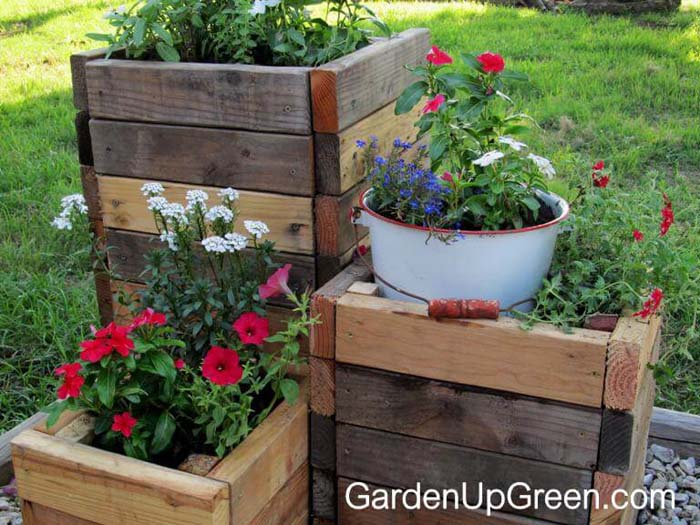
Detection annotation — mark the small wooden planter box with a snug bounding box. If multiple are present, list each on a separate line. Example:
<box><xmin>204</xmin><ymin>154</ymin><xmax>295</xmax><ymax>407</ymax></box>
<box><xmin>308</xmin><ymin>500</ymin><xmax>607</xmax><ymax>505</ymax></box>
<box><xmin>308</xmin><ymin>263</ymin><xmax>661</xmax><ymax>525</ymax></box>
<box><xmin>12</xmin><ymin>380</ymin><xmax>309</xmax><ymax>525</ymax></box>
<box><xmin>70</xmin><ymin>29</ymin><xmax>430</xmax><ymax>324</ymax></box>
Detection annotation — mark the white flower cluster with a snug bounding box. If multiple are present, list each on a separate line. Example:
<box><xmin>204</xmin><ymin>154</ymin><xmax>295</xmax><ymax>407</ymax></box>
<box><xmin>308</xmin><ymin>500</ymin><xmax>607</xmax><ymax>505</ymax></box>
<box><xmin>205</xmin><ymin>205</ymin><xmax>234</xmax><ymax>224</ymax></box>
<box><xmin>473</xmin><ymin>150</ymin><xmax>505</xmax><ymax>167</ymax></box>
<box><xmin>498</xmin><ymin>136</ymin><xmax>527</xmax><ymax>152</ymax></box>
<box><xmin>218</xmin><ymin>187</ymin><xmax>239</xmax><ymax>203</ymax></box>
<box><xmin>147</xmin><ymin>196</ymin><xmax>168</xmax><ymax>212</ymax></box>
<box><xmin>225</xmin><ymin>232</ymin><xmax>248</xmax><ymax>251</ymax></box>
<box><xmin>527</xmin><ymin>154</ymin><xmax>556</xmax><ymax>179</ymax></box>
<box><xmin>244</xmin><ymin>220</ymin><xmax>269</xmax><ymax>239</ymax></box>
<box><xmin>202</xmin><ymin>233</ymin><xmax>248</xmax><ymax>254</ymax></box>
<box><xmin>161</xmin><ymin>202</ymin><xmax>189</xmax><ymax>226</ymax></box>
<box><xmin>185</xmin><ymin>190</ymin><xmax>209</xmax><ymax>211</ymax></box>
<box><xmin>141</xmin><ymin>182</ymin><xmax>164</xmax><ymax>197</ymax></box>
<box><xmin>51</xmin><ymin>194</ymin><xmax>88</xmax><ymax>230</ymax></box>
<box><xmin>249</xmin><ymin>0</ymin><xmax>281</xmax><ymax>15</ymax></box>
<box><xmin>160</xmin><ymin>231</ymin><xmax>178</xmax><ymax>251</ymax></box>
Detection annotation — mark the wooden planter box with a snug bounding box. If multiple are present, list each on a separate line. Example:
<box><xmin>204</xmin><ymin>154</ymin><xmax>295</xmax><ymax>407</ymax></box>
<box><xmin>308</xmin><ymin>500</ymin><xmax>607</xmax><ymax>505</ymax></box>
<box><xmin>12</xmin><ymin>380</ymin><xmax>309</xmax><ymax>525</ymax></box>
<box><xmin>70</xmin><ymin>29</ymin><xmax>430</xmax><ymax>324</ymax></box>
<box><xmin>308</xmin><ymin>263</ymin><xmax>661</xmax><ymax>525</ymax></box>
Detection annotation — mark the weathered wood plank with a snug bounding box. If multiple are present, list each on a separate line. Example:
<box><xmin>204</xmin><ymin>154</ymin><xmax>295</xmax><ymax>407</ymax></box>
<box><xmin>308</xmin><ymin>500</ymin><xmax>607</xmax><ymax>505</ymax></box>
<box><xmin>338</xmin><ymin>478</ymin><xmax>555</xmax><ymax>525</ymax></box>
<box><xmin>336</xmin><ymin>424</ymin><xmax>592</xmax><ymax>524</ymax></box>
<box><xmin>0</xmin><ymin>412</ymin><xmax>46</xmax><ymax>485</ymax></box>
<box><xmin>90</xmin><ymin>120</ymin><xmax>315</xmax><ymax>197</ymax></box>
<box><xmin>310</xmin><ymin>357</ymin><xmax>335</xmax><ymax>417</ymax></box>
<box><xmin>97</xmin><ymin>175</ymin><xmax>314</xmax><ymax>254</ymax></box>
<box><xmin>94</xmin><ymin>271</ymin><xmax>114</xmax><ymax>326</ymax></box>
<box><xmin>22</xmin><ymin>500</ymin><xmax>99</xmax><ymax>525</ymax></box>
<box><xmin>314</xmin><ymin>180</ymin><xmax>368</xmax><ymax>257</ymax></box>
<box><xmin>311</xmin><ymin>29</ymin><xmax>431</xmax><ymax>133</ymax></box>
<box><xmin>335</xmin><ymin>293</ymin><xmax>610</xmax><ymax>407</ymax></box>
<box><xmin>75</xmin><ymin>111</ymin><xmax>93</xmax><ymax>166</ymax></box>
<box><xmin>249</xmin><ymin>461</ymin><xmax>309</xmax><ymax>525</ymax></box>
<box><xmin>312</xmin><ymin>467</ymin><xmax>336</xmax><ymax>521</ymax></box>
<box><xmin>598</xmin><ymin>410</ymin><xmax>634</xmax><ymax>475</ymax></box>
<box><xmin>650</xmin><ymin>407</ymin><xmax>700</xmax><ymax>444</ymax></box>
<box><xmin>336</xmin><ymin>364</ymin><xmax>602</xmax><ymax>469</ymax></box>
<box><xmin>314</xmin><ymin>101</ymin><xmax>422</xmax><ymax>195</ymax></box>
<box><xmin>207</xmin><ymin>379</ymin><xmax>308</xmax><ymax>525</ymax></box>
<box><xmin>310</xmin><ymin>413</ymin><xmax>336</xmax><ymax>471</ymax></box>
<box><xmin>70</xmin><ymin>48</ymin><xmax>108</xmax><ymax>111</ymax></box>
<box><xmin>12</xmin><ymin>430</ymin><xmax>230</xmax><ymax>524</ymax></box>
<box><xmin>79</xmin><ymin>165</ymin><xmax>101</xmax><ymax>221</ymax></box>
<box><xmin>315</xmin><ymin>234</ymin><xmax>369</xmax><ymax>286</ymax></box>
<box><xmin>86</xmin><ymin>60</ymin><xmax>312</xmax><ymax>134</ymax></box>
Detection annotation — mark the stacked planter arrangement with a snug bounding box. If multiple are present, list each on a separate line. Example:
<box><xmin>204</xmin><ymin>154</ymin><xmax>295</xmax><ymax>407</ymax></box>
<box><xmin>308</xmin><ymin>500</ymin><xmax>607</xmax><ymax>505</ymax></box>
<box><xmin>70</xmin><ymin>27</ymin><xmax>429</xmax><ymax>326</ymax></box>
<box><xmin>309</xmin><ymin>264</ymin><xmax>661</xmax><ymax>525</ymax></box>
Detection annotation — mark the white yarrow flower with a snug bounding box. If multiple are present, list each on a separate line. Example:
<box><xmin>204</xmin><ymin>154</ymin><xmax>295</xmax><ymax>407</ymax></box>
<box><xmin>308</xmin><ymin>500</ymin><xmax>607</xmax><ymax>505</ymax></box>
<box><xmin>60</xmin><ymin>194</ymin><xmax>88</xmax><ymax>215</ymax></box>
<box><xmin>244</xmin><ymin>220</ymin><xmax>269</xmax><ymax>239</ymax></box>
<box><xmin>185</xmin><ymin>189</ymin><xmax>209</xmax><ymax>211</ymax></box>
<box><xmin>52</xmin><ymin>216</ymin><xmax>73</xmax><ymax>230</ymax></box>
<box><xmin>473</xmin><ymin>150</ymin><xmax>505</xmax><ymax>167</ymax></box>
<box><xmin>141</xmin><ymin>182</ymin><xmax>165</xmax><ymax>197</ymax></box>
<box><xmin>205</xmin><ymin>205</ymin><xmax>234</xmax><ymax>223</ymax></box>
<box><xmin>218</xmin><ymin>187</ymin><xmax>239</xmax><ymax>203</ymax></box>
<box><xmin>498</xmin><ymin>136</ymin><xmax>527</xmax><ymax>152</ymax></box>
<box><xmin>225</xmin><ymin>232</ymin><xmax>248</xmax><ymax>252</ymax></box>
<box><xmin>249</xmin><ymin>0</ymin><xmax>266</xmax><ymax>15</ymax></box>
<box><xmin>202</xmin><ymin>236</ymin><xmax>230</xmax><ymax>254</ymax></box>
<box><xmin>161</xmin><ymin>203</ymin><xmax>188</xmax><ymax>225</ymax></box>
<box><xmin>159</xmin><ymin>231</ymin><xmax>178</xmax><ymax>251</ymax></box>
<box><xmin>528</xmin><ymin>154</ymin><xmax>556</xmax><ymax>179</ymax></box>
<box><xmin>147</xmin><ymin>196</ymin><xmax>169</xmax><ymax>212</ymax></box>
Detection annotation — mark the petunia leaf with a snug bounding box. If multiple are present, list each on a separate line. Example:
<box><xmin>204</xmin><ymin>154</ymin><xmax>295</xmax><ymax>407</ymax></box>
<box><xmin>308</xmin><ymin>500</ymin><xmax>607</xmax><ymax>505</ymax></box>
<box><xmin>96</xmin><ymin>367</ymin><xmax>116</xmax><ymax>409</ymax></box>
<box><xmin>280</xmin><ymin>378</ymin><xmax>299</xmax><ymax>405</ymax></box>
<box><xmin>395</xmin><ymin>81</ymin><xmax>427</xmax><ymax>115</ymax></box>
<box><xmin>150</xmin><ymin>411</ymin><xmax>176</xmax><ymax>455</ymax></box>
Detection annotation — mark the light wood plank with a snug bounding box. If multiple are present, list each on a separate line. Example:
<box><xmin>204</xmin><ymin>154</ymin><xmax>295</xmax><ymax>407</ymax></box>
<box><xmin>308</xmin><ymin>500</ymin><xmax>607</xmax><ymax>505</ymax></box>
<box><xmin>97</xmin><ymin>175</ymin><xmax>314</xmax><ymax>254</ymax></box>
<box><xmin>22</xmin><ymin>500</ymin><xmax>98</xmax><ymax>525</ymax></box>
<box><xmin>86</xmin><ymin>60</ymin><xmax>312</xmax><ymax>134</ymax></box>
<box><xmin>0</xmin><ymin>412</ymin><xmax>46</xmax><ymax>485</ymax></box>
<box><xmin>335</xmin><ymin>293</ymin><xmax>610</xmax><ymax>407</ymax></box>
<box><xmin>314</xmin><ymin>180</ymin><xmax>369</xmax><ymax>257</ymax></box>
<box><xmin>249</xmin><ymin>462</ymin><xmax>309</xmax><ymax>525</ymax></box>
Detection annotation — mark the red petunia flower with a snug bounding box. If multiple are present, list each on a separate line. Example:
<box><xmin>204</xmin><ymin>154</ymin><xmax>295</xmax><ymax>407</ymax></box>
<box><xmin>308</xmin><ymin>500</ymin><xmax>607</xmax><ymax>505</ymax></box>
<box><xmin>476</xmin><ymin>52</ymin><xmax>505</xmax><ymax>74</ymax></box>
<box><xmin>259</xmin><ymin>264</ymin><xmax>293</xmax><ymax>300</ymax></box>
<box><xmin>233</xmin><ymin>312</ymin><xmax>269</xmax><ymax>346</ymax></box>
<box><xmin>633</xmin><ymin>288</ymin><xmax>663</xmax><ymax>319</ymax></box>
<box><xmin>80</xmin><ymin>323</ymin><xmax>135</xmax><ymax>362</ymax></box>
<box><xmin>592</xmin><ymin>161</ymin><xmax>605</xmax><ymax>171</ymax></box>
<box><xmin>55</xmin><ymin>362</ymin><xmax>82</xmax><ymax>378</ymax></box>
<box><xmin>660</xmin><ymin>193</ymin><xmax>674</xmax><ymax>236</ymax></box>
<box><xmin>128</xmin><ymin>308</ymin><xmax>167</xmax><ymax>331</ymax></box>
<box><xmin>202</xmin><ymin>346</ymin><xmax>243</xmax><ymax>386</ymax></box>
<box><xmin>426</xmin><ymin>46</ymin><xmax>453</xmax><ymax>66</ymax></box>
<box><xmin>441</xmin><ymin>171</ymin><xmax>455</xmax><ymax>183</ymax></box>
<box><xmin>633</xmin><ymin>229</ymin><xmax>644</xmax><ymax>242</ymax></box>
<box><xmin>79</xmin><ymin>338</ymin><xmax>111</xmax><ymax>363</ymax></box>
<box><xmin>174</xmin><ymin>358</ymin><xmax>185</xmax><ymax>370</ymax></box>
<box><xmin>57</xmin><ymin>374</ymin><xmax>85</xmax><ymax>400</ymax></box>
<box><xmin>422</xmin><ymin>94</ymin><xmax>446</xmax><ymax>114</ymax></box>
<box><xmin>112</xmin><ymin>412</ymin><xmax>138</xmax><ymax>438</ymax></box>
<box><xmin>592</xmin><ymin>173</ymin><xmax>610</xmax><ymax>188</ymax></box>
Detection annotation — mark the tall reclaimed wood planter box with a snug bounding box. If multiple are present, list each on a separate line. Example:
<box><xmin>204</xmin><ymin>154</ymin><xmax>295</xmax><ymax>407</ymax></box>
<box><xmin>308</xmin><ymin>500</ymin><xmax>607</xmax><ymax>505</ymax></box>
<box><xmin>308</xmin><ymin>263</ymin><xmax>661</xmax><ymax>525</ymax></box>
<box><xmin>12</xmin><ymin>380</ymin><xmax>309</xmax><ymax>525</ymax></box>
<box><xmin>69</xmin><ymin>28</ymin><xmax>430</xmax><ymax>325</ymax></box>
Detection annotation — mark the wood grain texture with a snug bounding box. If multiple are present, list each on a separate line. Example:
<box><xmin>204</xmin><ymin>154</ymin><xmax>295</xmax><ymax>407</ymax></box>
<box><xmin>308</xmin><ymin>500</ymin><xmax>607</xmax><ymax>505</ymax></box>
<box><xmin>22</xmin><ymin>500</ymin><xmax>98</xmax><ymax>525</ymax></box>
<box><xmin>347</xmin><ymin>281</ymin><xmax>380</xmax><ymax>296</ymax></box>
<box><xmin>0</xmin><ymin>412</ymin><xmax>46</xmax><ymax>485</ymax></box>
<box><xmin>79</xmin><ymin>165</ymin><xmax>101</xmax><ymax>220</ymax></box>
<box><xmin>649</xmin><ymin>407</ymin><xmax>700</xmax><ymax>444</ymax></box>
<box><xmin>338</xmin><ymin>478</ymin><xmax>554</xmax><ymax>525</ymax></box>
<box><xmin>314</xmin><ymin>180</ymin><xmax>368</xmax><ymax>257</ymax></box>
<box><xmin>598</xmin><ymin>410</ymin><xmax>634</xmax><ymax>475</ymax></box>
<box><xmin>207</xmin><ymin>379</ymin><xmax>308</xmax><ymax>525</ymax></box>
<box><xmin>310</xmin><ymin>261</ymin><xmax>371</xmax><ymax>359</ymax></box>
<box><xmin>310</xmin><ymin>412</ymin><xmax>336</xmax><ymax>471</ymax></box>
<box><xmin>90</xmin><ymin>120</ymin><xmax>315</xmax><ymax>196</ymax></box>
<box><xmin>75</xmin><ymin>111</ymin><xmax>93</xmax><ymax>166</ymax></box>
<box><xmin>94</xmin><ymin>271</ymin><xmax>114</xmax><ymax>326</ymax></box>
<box><xmin>70</xmin><ymin>48</ymin><xmax>108</xmax><ymax>111</ymax></box>
<box><xmin>311</xmin><ymin>29</ymin><xmax>431</xmax><ymax>133</ymax></box>
<box><xmin>315</xmin><ymin>234</ymin><xmax>369</xmax><ymax>286</ymax></box>
<box><xmin>97</xmin><ymin>175</ymin><xmax>314</xmax><ymax>254</ymax></box>
<box><xmin>335</xmin><ymin>293</ymin><xmax>610</xmax><ymax>407</ymax></box>
<box><xmin>312</xmin><ymin>467</ymin><xmax>336</xmax><ymax>521</ymax></box>
<box><xmin>249</xmin><ymin>461</ymin><xmax>309</xmax><ymax>525</ymax></box>
<box><xmin>86</xmin><ymin>59</ymin><xmax>312</xmax><ymax>134</ymax></box>
<box><xmin>310</xmin><ymin>357</ymin><xmax>336</xmax><ymax>417</ymax></box>
<box><xmin>336</xmin><ymin>364</ymin><xmax>601</xmax><ymax>469</ymax></box>
<box><xmin>12</xmin><ymin>430</ymin><xmax>230</xmax><ymax>525</ymax></box>
<box><xmin>336</xmin><ymin>424</ymin><xmax>592</xmax><ymax>524</ymax></box>
<box><xmin>314</xmin><ymin>101</ymin><xmax>422</xmax><ymax>195</ymax></box>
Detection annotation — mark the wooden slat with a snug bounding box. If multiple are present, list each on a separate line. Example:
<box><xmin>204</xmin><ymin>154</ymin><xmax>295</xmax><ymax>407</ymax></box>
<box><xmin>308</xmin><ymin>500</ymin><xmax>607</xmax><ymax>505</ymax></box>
<box><xmin>70</xmin><ymin>48</ymin><xmax>108</xmax><ymax>111</ymax></box>
<box><xmin>336</xmin><ymin>364</ymin><xmax>601</xmax><ymax>469</ymax></box>
<box><xmin>79</xmin><ymin>165</ymin><xmax>101</xmax><ymax>221</ymax></box>
<box><xmin>650</xmin><ymin>407</ymin><xmax>700</xmax><ymax>444</ymax></box>
<box><xmin>314</xmin><ymin>180</ymin><xmax>368</xmax><ymax>257</ymax></box>
<box><xmin>86</xmin><ymin>60</ymin><xmax>312</xmax><ymax>134</ymax></box>
<box><xmin>207</xmin><ymin>379</ymin><xmax>308</xmax><ymax>525</ymax></box>
<box><xmin>337</xmin><ymin>424</ymin><xmax>592</xmax><ymax>524</ymax></box>
<box><xmin>97</xmin><ymin>175</ymin><xmax>314</xmax><ymax>254</ymax></box>
<box><xmin>12</xmin><ymin>430</ymin><xmax>230</xmax><ymax>525</ymax></box>
<box><xmin>0</xmin><ymin>412</ymin><xmax>46</xmax><ymax>485</ymax></box>
<box><xmin>249</xmin><ymin>461</ymin><xmax>309</xmax><ymax>525</ymax></box>
<box><xmin>94</xmin><ymin>271</ymin><xmax>114</xmax><ymax>326</ymax></box>
<box><xmin>75</xmin><ymin>111</ymin><xmax>93</xmax><ymax>166</ymax></box>
<box><xmin>90</xmin><ymin>120</ymin><xmax>315</xmax><ymax>197</ymax></box>
<box><xmin>311</xmin><ymin>29</ymin><xmax>431</xmax><ymax>133</ymax></box>
<box><xmin>310</xmin><ymin>413</ymin><xmax>336</xmax><ymax>471</ymax></box>
<box><xmin>310</xmin><ymin>262</ymin><xmax>372</xmax><ymax>359</ymax></box>
<box><xmin>315</xmin><ymin>234</ymin><xmax>369</xmax><ymax>286</ymax></box>
<box><xmin>338</xmin><ymin>478</ymin><xmax>554</xmax><ymax>525</ymax></box>
<box><xmin>335</xmin><ymin>293</ymin><xmax>610</xmax><ymax>407</ymax></box>
<box><xmin>310</xmin><ymin>357</ymin><xmax>336</xmax><ymax>417</ymax></box>
<box><xmin>22</xmin><ymin>500</ymin><xmax>98</xmax><ymax>525</ymax></box>
<box><xmin>314</xmin><ymin>101</ymin><xmax>422</xmax><ymax>195</ymax></box>
<box><xmin>312</xmin><ymin>467</ymin><xmax>336</xmax><ymax>521</ymax></box>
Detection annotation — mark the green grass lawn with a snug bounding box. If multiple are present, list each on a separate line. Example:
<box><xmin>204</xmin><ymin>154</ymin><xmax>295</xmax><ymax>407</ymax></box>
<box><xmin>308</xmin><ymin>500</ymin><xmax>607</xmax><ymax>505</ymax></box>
<box><xmin>2</xmin><ymin>0</ymin><xmax>700</xmax><ymax>432</ymax></box>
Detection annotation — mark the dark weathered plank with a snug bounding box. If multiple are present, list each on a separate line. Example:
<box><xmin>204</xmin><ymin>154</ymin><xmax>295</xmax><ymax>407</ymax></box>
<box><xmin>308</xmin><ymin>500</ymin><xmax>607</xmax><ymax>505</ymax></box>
<box><xmin>336</xmin><ymin>424</ymin><xmax>592</xmax><ymax>524</ymax></box>
<box><xmin>598</xmin><ymin>410</ymin><xmax>634</xmax><ymax>475</ymax></box>
<box><xmin>650</xmin><ymin>407</ymin><xmax>700</xmax><ymax>444</ymax></box>
<box><xmin>70</xmin><ymin>48</ymin><xmax>108</xmax><ymax>111</ymax></box>
<box><xmin>86</xmin><ymin>60</ymin><xmax>312</xmax><ymax>134</ymax></box>
<box><xmin>94</xmin><ymin>271</ymin><xmax>114</xmax><ymax>326</ymax></box>
<box><xmin>75</xmin><ymin>111</ymin><xmax>93</xmax><ymax>166</ymax></box>
<box><xmin>310</xmin><ymin>413</ymin><xmax>336</xmax><ymax>471</ymax></box>
<box><xmin>312</xmin><ymin>467</ymin><xmax>336</xmax><ymax>521</ymax></box>
<box><xmin>336</xmin><ymin>364</ymin><xmax>601</xmax><ymax>470</ymax></box>
<box><xmin>0</xmin><ymin>412</ymin><xmax>46</xmax><ymax>485</ymax></box>
<box><xmin>314</xmin><ymin>180</ymin><xmax>368</xmax><ymax>257</ymax></box>
<box><xmin>90</xmin><ymin>120</ymin><xmax>314</xmax><ymax>196</ymax></box>
<box><xmin>311</xmin><ymin>28</ymin><xmax>431</xmax><ymax>133</ymax></box>
<box><xmin>338</xmin><ymin>478</ymin><xmax>554</xmax><ymax>525</ymax></box>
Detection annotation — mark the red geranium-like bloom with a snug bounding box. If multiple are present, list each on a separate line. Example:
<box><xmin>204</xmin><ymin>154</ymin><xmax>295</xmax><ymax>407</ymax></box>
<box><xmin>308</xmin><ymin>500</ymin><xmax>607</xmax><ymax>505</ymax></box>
<box><xmin>592</xmin><ymin>173</ymin><xmax>610</xmax><ymax>188</ymax></box>
<box><xmin>80</xmin><ymin>323</ymin><xmax>134</xmax><ymax>362</ymax></box>
<box><xmin>128</xmin><ymin>308</ymin><xmax>167</xmax><ymax>331</ymax></box>
<box><xmin>476</xmin><ymin>52</ymin><xmax>505</xmax><ymax>74</ymax></box>
<box><xmin>174</xmin><ymin>358</ymin><xmax>185</xmax><ymax>370</ymax></box>
<box><xmin>58</xmin><ymin>374</ymin><xmax>85</xmax><ymax>400</ymax></box>
<box><xmin>660</xmin><ymin>193</ymin><xmax>674</xmax><ymax>236</ymax></box>
<box><xmin>112</xmin><ymin>412</ymin><xmax>138</xmax><ymax>438</ymax></box>
<box><xmin>422</xmin><ymin>94</ymin><xmax>446</xmax><ymax>114</ymax></box>
<box><xmin>426</xmin><ymin>46</ymin><xmax>453</xmax><ymax>66</ymax></box>
<box><xmin>633</xmin><ymin>288</ymin><xmax>664</xmax><ymax>319</ymax></box>
<box><xmin>233</xmin><ymin>312</ymin><xmax>269</xmax><ymax>346</ymax></box>
<box><xmin>633</xmin><ymin>229</ymin><xmax>644</xmax><ymax>242</ymax></box>
<box><xmin>259</xmin><ymin>264</ymin><xmax>293</xmax><ymax>299</ymax></box>
<box><xmin>55</xmin><ymin>362</ymin><xmax>81</xmax><ymax>378</ymax></box>
<box><xmin>592</xmin><ymin>161</ymin><xmax>605</xmax><ymax>171</ymax></box>
<box><xmin>202</xmin><ymin>346</ymin><xmax>243</xmax><ymax>386</ymax></box>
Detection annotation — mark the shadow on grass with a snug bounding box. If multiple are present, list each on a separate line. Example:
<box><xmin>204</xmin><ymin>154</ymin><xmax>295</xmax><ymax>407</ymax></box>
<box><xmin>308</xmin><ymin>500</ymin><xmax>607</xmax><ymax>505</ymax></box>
<box><xmin>0</xmin><ymin>1</ymin><xmax>109</xmax><ymax>39</ymax></box>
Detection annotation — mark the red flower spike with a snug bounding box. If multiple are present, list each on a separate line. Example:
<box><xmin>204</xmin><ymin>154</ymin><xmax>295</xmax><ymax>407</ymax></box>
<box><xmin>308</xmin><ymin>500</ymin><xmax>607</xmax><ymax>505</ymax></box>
<box><xmin>592</xmin><ymin>161</ymin><xmax>605</xmax><ymax>171</ymax></box>
<box><xmin>476</xmin><ymin>52</ymin><xmax>505</xmax><ymax>74</ymax></box>
<box><xmin>633</xmin><ymin>229</ymin><xmax>644</xmax><ymax>242</ymax></box>
<box><xmin>57</xmin><ymin>374</ymin><xmax>84</xmax><ymax>400</ymax></box>
<box><xmin>111</xmin><ymin>412</ymin><xmax>138</xmax><ymax>438</ymax></box>
<box><xmin>55</xmin><ymin>362</ymin><xmax>81</xmax><ymax>378</ymax></box>
<box><xmin>174</xmin><ymin>358</ymin><xmax>185</xmax><ymax>370</ymax></box>
<box><xmin>660</xmin><ymin>193</ymin><xmax>674</xmax><ymax>236</ymax></box>
<box><xmin>633</xmin><ymin>288</ymin><xmax>663</xmax><ymax>319</ymax></box>
<box><xmin>202</xmin><ymin>346</ymin><xmax>243</xmax><ymax>386</ymax></box>
<box><xmin>422</xmin><ymin>94</ymin><xmax>446</xmax><ymax>114</ymax></box>
<box><xmin>233</xmin><ymin>312</ymin><xmax>270</xmax><ymax>346</ymax></box>
<box><xmin>259</xmin><ymin>264</ymin><xmax>293</xmax><ymax>299</ymax></box>
<box><xmin>128</xmin><ymin>308</ymin><xmax>167</xmax><ymax>331</ymax></box>
<box><xmin>426</xmin><ymin>46</ymin><xmax>453</xmax><ymax>66</ymax></box>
